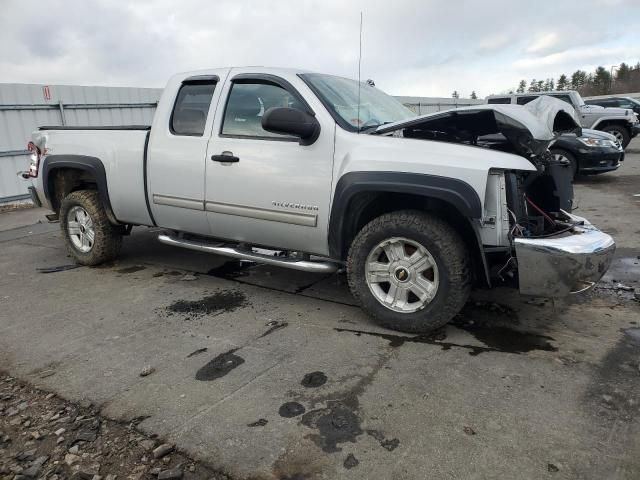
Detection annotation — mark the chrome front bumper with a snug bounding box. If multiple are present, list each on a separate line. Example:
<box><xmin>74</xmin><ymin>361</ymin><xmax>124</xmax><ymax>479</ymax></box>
<box><xmin>514</xmin><ymin>215</ymin><xmax>615</xmax><ymax>297</ymax></box>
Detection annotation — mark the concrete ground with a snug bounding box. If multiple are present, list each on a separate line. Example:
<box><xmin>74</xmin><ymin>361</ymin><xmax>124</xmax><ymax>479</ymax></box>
<box><xmin>1</xmin><ymin>140</ymin><xmax>639</xmax><ymax>480</ymax></box>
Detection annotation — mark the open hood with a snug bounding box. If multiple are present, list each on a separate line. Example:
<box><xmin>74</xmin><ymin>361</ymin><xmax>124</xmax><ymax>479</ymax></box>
<box><xmin>375</xmin><ymin>96</ymin><xmax>581</xmax><ymax>158</ymax></box>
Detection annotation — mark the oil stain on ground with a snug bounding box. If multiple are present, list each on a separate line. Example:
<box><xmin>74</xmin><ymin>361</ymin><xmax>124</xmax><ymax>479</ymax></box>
<box><xmin>152</xmin><ymin>270</ymin><xmax>183</xmax><ymax>278</ymax></box>
<box><xmin>335</xmin><ymin>305</ymin><xmax>557</xmax><ymax>356</ymax></box>
<box><xmin>334</xmin><ymin>328</ymin><xmax>498</xmax><ymax>355</ymax></box>
<box><xmin>207</xmin><ymin>260</ymin><xmax>256</xmax><ymax>279</ymax></box>
<box><xmin>301</xmin><ymin>371</ymin><xmax>327</xmax><ymax>388</ymax></box>
<box><xmin>168</xmin><ymin>291</ymin><xmax>247</xmax><ymax>316</ymax></box>
<box><xmin>116</xmin><ymin>265</ymin><xmax>146</xmax><ymax>274</ymax></box>
<box><xmin>366</xmin><ymin>430</ymin><xmax>400</xmax><ymax>451</ymax></box>
<box><xmin>301</xmin><ymin>401</ymin><xmax>363</xmax><ymax>453</ymax></box>
<box><xmin>279</xmin><ymin>402</ymin><xmax>306</xmax><ymax>418</ymax></box>
<box><xmin>195</xmin><ymin>349</ymin><xmax>244</xmax><ymax>381</ymax></box>
<box><xmin>334</xmin><ymin>326</ymin><xmax>555</xmax><ymax>355</ymax></box>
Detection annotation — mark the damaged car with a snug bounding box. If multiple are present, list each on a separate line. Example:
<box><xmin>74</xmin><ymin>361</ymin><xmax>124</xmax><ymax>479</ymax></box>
<box><xmin>25</xmin><ymin>69</ymin><xmax>615</xmax><ymax>333</ymax></box>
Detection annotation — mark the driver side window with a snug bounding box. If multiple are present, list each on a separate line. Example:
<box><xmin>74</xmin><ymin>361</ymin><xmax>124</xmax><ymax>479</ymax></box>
<box><xmin>221</xmin><ymin>81</ymin><xmax>306</xmax><ymax>139</ymax></box>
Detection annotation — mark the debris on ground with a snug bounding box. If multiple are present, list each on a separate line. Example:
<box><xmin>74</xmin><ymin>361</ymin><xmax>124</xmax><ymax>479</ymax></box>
<box><xmin>36</xmin><ymin>264</ymin><xmax>81</xmax><ymax>274</ymax></box>
<box><xmin>139</xmin><ymin>365</ymin><xmax>156</xmax><ymax>377</ymax></box>
<box><xmin>0</xmin><ymin>373</ymin><xmax>229</xmax><ymax>479</ymax></box>
<box><xmin>343</xmin><ymin>453</ymin><xmax>359</xmax><ymax>469</ymax></box>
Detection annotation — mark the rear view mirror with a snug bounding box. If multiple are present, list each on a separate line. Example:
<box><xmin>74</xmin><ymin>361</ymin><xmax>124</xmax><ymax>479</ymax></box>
<box><xmin>262</xmin><ymin>107</ymin><xmax>321</xmax><ymax>145</ymax></box>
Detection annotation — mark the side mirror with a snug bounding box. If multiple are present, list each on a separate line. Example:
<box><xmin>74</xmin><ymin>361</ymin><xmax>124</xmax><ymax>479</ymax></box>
<box><xmin>262</xmin><ymin>107</ymin><xmax>321</xmax><ymax>146</ymax></box>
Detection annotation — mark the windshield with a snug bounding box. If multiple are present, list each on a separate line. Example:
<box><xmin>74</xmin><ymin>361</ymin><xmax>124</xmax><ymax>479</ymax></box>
<box><xmin>301</xmin><ymin>73</ymin><xmax>415</xmax><ymax>131</ymax></box>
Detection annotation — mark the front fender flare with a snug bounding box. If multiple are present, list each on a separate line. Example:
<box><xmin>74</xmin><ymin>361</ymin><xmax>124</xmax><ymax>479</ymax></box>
<box><xmin>328</xmin><ymin>171</ymin><xmax>483</xmax><ymax>259</ymax></box>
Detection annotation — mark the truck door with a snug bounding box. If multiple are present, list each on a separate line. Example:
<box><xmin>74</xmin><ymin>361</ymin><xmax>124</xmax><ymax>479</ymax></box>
<box><xmin>204</xmin><ymin>71</ymin><xmax>335</xmax><ymax>256</ymax></box>
<box><xmin>147</xmin><ymin>71</ymin><xmax>228</xmax><ymax>235</ymax></box>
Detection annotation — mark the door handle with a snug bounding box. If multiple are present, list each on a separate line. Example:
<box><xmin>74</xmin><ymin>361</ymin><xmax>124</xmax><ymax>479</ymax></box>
<box><xmin>211</xmin><ymin>151</ymin><xmax>239</xmax><ymax>163</ymax></box>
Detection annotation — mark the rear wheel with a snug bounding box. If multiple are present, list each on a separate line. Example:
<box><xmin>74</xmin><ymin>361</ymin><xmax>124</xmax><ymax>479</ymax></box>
<box><xmin>601</xmin><ymin>125</ymin><xmax>630</xmax><ymax>148</ymax></box>
<box><xmin>347</xmin><ymin>210</ymin><xmax>471</xmax><ymax>333</ymax></box>
<box><xmin>551</xmin><ymin>148</ymin><xmax>578</xmax><ymax>178</ymax></box>
<box><xmin>60</xmin><ymin>190</ymin><xmax>122</xmax><ymax>265</ymax></box>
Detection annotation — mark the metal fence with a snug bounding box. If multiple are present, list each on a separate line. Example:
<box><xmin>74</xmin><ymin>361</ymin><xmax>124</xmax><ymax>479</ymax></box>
<box><xmin>0</xmin><ymin>83</ymin><xmax>162</xmax><ymax>203</ymax></box>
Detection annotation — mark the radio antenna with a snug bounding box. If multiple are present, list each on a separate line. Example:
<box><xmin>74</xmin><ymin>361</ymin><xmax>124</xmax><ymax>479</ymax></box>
<box><xmin>357</xmin><ymin>11</ymin><xmax>363</xmax><ymax>132</ymax></box>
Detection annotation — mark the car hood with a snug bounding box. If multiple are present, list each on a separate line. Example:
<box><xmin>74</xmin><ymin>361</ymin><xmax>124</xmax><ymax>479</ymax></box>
<box><xmin>579</xmin><ymin>128</ymin><xmax>617</xmax><ymax>141</ymax></box>
<box><xmin>375</xmin><ymin>96</ymin><xmax>581</xmax><ymax>158</ymax></box>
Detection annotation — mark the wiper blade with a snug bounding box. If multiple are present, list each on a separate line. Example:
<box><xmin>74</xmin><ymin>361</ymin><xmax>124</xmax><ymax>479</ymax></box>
<box><xmin>359</xmin><ymin>121</ymin><xmax>392</xmax><ymax>134</ymax></box>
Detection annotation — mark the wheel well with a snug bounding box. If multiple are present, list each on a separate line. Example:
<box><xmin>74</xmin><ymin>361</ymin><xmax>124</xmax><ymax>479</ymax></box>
<box><xmin>340</xmin><ymin>191</ymin><xmax>487</xmax><ymax>286</ymax></box>
<box><xmin>49</xmin><ymin>167</ymin><xmax>98</xmax><ymax>213</ymax></box>
<box><xmin>596</xmin><ymin>120</ymin><xmax>630</xmax><ymax>133</ymax></box>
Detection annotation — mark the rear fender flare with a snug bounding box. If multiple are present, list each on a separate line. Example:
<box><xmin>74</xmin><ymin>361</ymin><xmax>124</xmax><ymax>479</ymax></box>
<box><xmin>41</xmin><ymin>154</ymin><xmax>119</xmax><ymax>224</ymax></box>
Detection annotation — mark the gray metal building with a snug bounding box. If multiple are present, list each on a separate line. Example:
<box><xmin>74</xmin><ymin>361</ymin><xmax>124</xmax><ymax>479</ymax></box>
<box><xmin>0</xmin><ymin>83</ymin><xmax>162</xmax><ymax>204</ymax></box>
<box><xmin>396</xmin><ymin>96</ymin><xmax>484</xmax><ymax>115</ymax></box>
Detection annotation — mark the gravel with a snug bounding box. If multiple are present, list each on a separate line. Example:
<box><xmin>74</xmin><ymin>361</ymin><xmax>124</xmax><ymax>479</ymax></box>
<box><xmin>0</xmin><ymin>373</ymin><xmax>229</xmax><ymax>480</ymax></box>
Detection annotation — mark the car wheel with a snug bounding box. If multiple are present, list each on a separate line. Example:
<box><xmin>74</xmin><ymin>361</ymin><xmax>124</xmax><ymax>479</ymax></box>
<box><xmin>347</xmin><ymin>210</ymin><xmax>470</xmax><ymax>333</ymax></box>
<box><xmin>551</xmin><ymin>149</ymin><xmax>578</xmax><ymax>178</ymax></box>
<box><xmin>601</xmin><ymin>125</ymin><xmax>630</xmax><ymax>148</ymax></box>
<box><xmin>60</xmin><ymin>190</ymin><xmax>122</xmax><ymax>265</ymax></box>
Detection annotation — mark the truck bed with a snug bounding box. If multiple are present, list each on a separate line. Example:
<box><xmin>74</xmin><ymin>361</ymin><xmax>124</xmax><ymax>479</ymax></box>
<box><xmin>33</xmin><ymin>127</ymin><xmax>153</xmax><ymax>226</ymax></box>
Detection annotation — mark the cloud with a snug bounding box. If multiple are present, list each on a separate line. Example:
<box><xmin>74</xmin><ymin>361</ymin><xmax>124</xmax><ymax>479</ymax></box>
<box><xmin>1</xmin><ymin>0</ymin><xmax>639</xmax><ymax>97</ymax></box>
<box><xmin>526</xmin><ymin>33</ymin><xmax>560</xmax><ymax>54</ymax></box>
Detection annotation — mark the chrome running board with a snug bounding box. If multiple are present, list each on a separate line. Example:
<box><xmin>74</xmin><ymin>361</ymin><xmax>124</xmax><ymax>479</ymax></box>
<box><xmin>157</xmin><ymin>233</ymin><xmax>340</xmax><ymax>273</ymax></box>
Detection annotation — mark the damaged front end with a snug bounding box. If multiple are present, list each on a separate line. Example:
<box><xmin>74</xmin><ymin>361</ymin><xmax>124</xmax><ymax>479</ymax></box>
<box><xmin>375</xmin><ymin>97</ymin><xmax>615</xmax><ymax>296</ymax></box>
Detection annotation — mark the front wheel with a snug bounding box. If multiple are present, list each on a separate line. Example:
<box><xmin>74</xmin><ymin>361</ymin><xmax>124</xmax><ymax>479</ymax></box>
<box><xmin>347</xmin><ymin>210</ymin><xmax>471</xmax><ymax>333</ymax></box>
<box><xmin>551</xmin><ymin>148</ymin><xmax>578</xmax><ymax>178</ymax></box>
<box><xmin>60</xmin><ymin>190</ymin><xmax>122</xmax><ymax>266</ymax></box>
<box><xmin>601</xmin><ymin>125</ymin><xmax>630</xmax><ymax>148</ymax></box>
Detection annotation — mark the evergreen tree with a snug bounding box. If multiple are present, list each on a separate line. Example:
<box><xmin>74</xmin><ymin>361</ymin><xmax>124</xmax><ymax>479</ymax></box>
<box><xmin>548</xmin><ymin>78</ymin><xmax>555</xmax><ymax>91</ymax></box>
<box><xmin>528</xmin><ymin>79</ymin><xmax>539</xmax><ymax>92</ymax></box>
<box><xmin>592</xmin><ymin>66</ymin><xmax>611</xmax><ymax>95</ymax></box>
<box><xmin>570</xmin><ymin>70</ymin><xmax>587</xmax><ymax>90</ymax></box>
<box><xmin>542</xmin><ymin>79</ymin><xmax>550</xmax><ymax>91</ymax></box>
<box><xmin>616</xmin><ymin>63</ymin><xmax>630</xmax><ymax>82</ymax></box>
<box><xmin>470</xmin><ymin>91</ymin><xmax>477</xmax><ymax>100</ymax></box>
<box><xmin>451</xmin><ymin>90</ymin><xmax>459</xmax><ymax>99</ymax></box>
<box><xmin>557</xmin><ymin>74</ymin><xmax>568</xmax><ymax>90</ymax></box>
<box><xmin>516</xmin><ymin>80</ymin><xmax>527</xmax><ymax>93</ymax></box>
<box><xmin>537</xmin><ymin>80</ymin><xmax>544</xmax><ymax>92</ymax></box>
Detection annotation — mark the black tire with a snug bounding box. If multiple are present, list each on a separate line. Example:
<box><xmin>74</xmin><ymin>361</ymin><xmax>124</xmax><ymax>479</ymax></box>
<box><xmin>347</xmin><ymin>210</ymin><xmax>471</xmax><ymax>333</ymax></box>
<box><xmin>551</xmin><ymin>148</ymin><xmax>578</xmax><ymax>178</ymax></box>
<box><xmin>60</xmin><ymin>190</ymin><xmax>122</xmax><ymax>266</ymax></box>
<box><xmin>601</xmin><ymin>125</ymin><xmax>630</xmax><ymax>148</ymax></box>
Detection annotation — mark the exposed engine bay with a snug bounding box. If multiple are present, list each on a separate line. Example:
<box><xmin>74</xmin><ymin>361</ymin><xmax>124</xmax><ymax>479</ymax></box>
<box><xmin>375</xmin><ymin>96</ymin><xmax>581</xmax><ymax>236</ymax></box>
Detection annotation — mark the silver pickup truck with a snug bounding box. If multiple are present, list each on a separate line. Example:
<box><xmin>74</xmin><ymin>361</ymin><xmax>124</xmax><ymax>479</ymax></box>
<box><xmin>24</xmin><ymin>67</ymin><xmax>615</xmax><ymax>333</ymax></box>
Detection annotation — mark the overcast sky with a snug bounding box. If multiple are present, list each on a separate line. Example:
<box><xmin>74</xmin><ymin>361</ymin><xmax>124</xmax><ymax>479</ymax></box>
<box><xmin>1</xmin><ymin>0</ymin><xmax>639</xmax><ymax>98</ymax></box>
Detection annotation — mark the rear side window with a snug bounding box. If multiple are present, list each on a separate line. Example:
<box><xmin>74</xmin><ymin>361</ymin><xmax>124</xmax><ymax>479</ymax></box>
<box><xmin>221</xmin><ymin>81</ymin><xmax>306</xmax><ymax>139</ymax></box>
<box><xmin>170</xmin><ymin>82</ymin><xmax>216</xmax><ymax>136</ymax></box>
<box><xmin>548</xmin><ymin>94</ymin><xmax>573</xmax><ymax>105</ymax></box>
<box><xmin>516</xmin><ymin>95</ymin><xmax>538</xmax><ymax>105</ymax></box>
<box><xmin>487</xmin><ymin>97</ymin><xmax>511</xmax><ymax>104</ymax></box>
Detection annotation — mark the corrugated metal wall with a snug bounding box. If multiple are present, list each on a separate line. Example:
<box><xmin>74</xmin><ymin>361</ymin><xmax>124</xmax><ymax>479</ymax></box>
<box><xmin>0</xmin><ymin>83</ymin><xmax>162</xmax><ymax>203</ymax></box>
